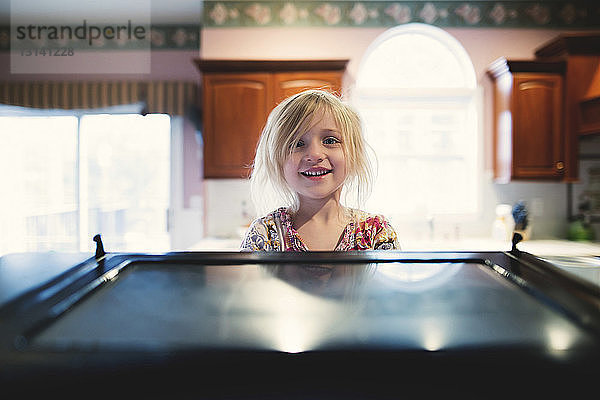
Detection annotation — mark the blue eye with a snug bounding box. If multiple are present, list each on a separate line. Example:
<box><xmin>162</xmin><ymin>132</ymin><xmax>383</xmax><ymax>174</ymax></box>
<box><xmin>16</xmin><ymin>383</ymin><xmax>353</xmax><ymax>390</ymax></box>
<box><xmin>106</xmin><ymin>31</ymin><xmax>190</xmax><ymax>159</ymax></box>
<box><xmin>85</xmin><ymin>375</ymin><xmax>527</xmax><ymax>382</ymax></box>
<box><xmin>323</xmin><ymin>137</ymin><xmax>340</xmax><ymax>145</ymax></box>
<box><xmin>295</xmin><ymin>140</ymin><xmax>305</xmax><ymax>148</ymax></box>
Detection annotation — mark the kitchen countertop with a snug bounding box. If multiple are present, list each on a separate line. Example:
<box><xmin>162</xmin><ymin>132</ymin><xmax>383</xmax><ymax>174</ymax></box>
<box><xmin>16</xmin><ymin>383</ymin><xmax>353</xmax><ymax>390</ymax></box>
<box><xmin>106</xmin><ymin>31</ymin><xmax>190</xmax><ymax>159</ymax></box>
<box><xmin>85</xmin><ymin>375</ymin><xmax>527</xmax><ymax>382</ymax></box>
<box><xmin>516</xmin><ymin>240</ymin><xmax>600</xmax><ymax>288</ymax></box>
<box><xmin>516</xmin><ymin>239</ymin><xmax>600</xmax><ymax>257</ymax></box>
<box><xmin>189</xmin><ymin>238</ymin><xmax>243</xmax><ymax>251</ymax></box>
<box><xmin>190</xmin><ymin>237</ymin><xmax>600</xmax><ymax>254</ymax></box>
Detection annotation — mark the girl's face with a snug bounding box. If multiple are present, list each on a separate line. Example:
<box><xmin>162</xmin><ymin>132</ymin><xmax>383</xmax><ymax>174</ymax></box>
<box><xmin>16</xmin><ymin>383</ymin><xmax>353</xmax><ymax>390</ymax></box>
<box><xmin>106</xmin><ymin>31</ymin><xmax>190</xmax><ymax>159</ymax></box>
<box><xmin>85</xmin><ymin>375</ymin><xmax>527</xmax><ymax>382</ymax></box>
<box><xmin>283</xmin><ymin>110</ymin><xmax>347</xmax><ymax>204</ymax></box>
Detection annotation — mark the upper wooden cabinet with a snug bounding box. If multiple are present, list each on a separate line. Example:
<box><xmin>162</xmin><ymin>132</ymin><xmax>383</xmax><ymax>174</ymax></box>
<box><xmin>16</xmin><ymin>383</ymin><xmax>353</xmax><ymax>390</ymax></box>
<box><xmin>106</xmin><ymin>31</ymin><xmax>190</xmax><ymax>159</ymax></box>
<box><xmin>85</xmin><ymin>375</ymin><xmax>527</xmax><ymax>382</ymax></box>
<box><xmin>201</xmin><ymin>72</ymin><xmax>272</xmax><ymax>179</ymax></box>
<box><xmin>195</xmin><ymin>60</ymin><xmax>348</xmax><ymax>179</ymax></box>
<box><xmin>487</xmin><ymin>59</ymin><xmax>566</xmax><ymax>182</ymax></box>
<box><xmin>512</xmin><ymin>73</ymin><xmax>564</xmax><ymax>179</ymax></box>
<box><xmin>535</xmin><ymin>33</ymin><xmax>600</xmax><ymax>181</ymax></box>
<box><xmin>487</xmin><ymin>33</ymin><xmax>600</xmax><ymax>183</ymax></box>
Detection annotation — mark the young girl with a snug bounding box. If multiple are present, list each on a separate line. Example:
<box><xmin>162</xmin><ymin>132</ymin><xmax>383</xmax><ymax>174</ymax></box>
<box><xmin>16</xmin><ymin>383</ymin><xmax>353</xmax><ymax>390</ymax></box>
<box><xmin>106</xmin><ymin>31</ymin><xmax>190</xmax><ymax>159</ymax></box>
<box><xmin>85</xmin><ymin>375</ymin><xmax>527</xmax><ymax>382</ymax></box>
<box><xmin>240</xmin><ymin>89</ymin><xmax>398</xmax><ymax>251</ymax></box>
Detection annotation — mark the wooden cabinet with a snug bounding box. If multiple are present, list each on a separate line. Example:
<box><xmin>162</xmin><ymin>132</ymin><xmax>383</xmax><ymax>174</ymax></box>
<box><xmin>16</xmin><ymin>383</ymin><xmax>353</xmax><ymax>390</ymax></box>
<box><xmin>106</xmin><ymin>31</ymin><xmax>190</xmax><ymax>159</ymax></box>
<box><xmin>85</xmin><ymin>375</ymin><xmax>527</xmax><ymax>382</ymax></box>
<box><xmin>272</xmin><ymin>71</ymin><xmax>345</xmax><ymax>103</ymax></box>
<box><xmin>195</xmin><ymin>60</ymin><xmax>348</xmax><ymax>179</ymax></box>
<box><xmin>201</xmin><ymin>73</ymin><xmax>272</xmax><ymax>179</ymax></box>
<box><xmin>487</xmin><ymin>59</ymin><xmax>566</xmax><ymax>182</ymax></box>
<box><xmin>533</xmin><ymin>33</ymin><xmax>600</xmax><ymax>181</ymax></box>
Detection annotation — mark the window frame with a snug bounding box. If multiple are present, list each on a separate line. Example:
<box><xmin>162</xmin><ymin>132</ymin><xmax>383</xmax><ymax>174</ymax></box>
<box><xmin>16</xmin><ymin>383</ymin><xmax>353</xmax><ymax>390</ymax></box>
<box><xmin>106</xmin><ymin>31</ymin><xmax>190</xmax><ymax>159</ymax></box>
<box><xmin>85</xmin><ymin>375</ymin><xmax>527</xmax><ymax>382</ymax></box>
<box><xmin>352</xmin><ymin>23</ymin><xmax>483</xmax><ymax>238</ymax></box>
<box><xmin>0</xmin><ymin>104</ymin><xmax>179</xmax><ymax>254</ymax></box>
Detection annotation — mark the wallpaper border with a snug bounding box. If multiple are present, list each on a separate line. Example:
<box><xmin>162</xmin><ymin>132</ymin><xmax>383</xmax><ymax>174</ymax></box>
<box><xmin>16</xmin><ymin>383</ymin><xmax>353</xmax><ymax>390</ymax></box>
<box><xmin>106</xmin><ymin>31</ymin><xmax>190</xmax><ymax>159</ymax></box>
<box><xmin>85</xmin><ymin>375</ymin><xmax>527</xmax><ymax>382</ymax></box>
<box><xmin>203</xmin><ymin>1</ymin><xmax>600</xmax><ymax>29</ymax></box>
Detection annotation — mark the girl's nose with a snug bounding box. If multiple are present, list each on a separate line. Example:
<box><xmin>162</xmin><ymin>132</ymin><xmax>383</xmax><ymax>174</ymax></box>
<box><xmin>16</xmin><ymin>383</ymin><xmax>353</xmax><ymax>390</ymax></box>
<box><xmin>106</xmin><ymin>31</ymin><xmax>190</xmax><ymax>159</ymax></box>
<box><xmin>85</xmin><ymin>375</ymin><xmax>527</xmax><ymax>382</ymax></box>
<box><xmin>303</xmin><ymin>142</ymin><xmax>325</xmax><ymax>162</ymax></box>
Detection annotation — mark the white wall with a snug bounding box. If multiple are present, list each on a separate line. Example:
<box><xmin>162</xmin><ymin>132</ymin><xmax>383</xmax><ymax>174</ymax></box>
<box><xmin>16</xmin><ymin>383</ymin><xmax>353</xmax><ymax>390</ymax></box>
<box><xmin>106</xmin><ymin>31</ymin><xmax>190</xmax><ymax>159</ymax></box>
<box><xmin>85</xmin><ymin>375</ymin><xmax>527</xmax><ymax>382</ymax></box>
<box><xmin>200</xmin><ymin>27</ymin><xmax>572</xmax><ymax>241</ymax></box>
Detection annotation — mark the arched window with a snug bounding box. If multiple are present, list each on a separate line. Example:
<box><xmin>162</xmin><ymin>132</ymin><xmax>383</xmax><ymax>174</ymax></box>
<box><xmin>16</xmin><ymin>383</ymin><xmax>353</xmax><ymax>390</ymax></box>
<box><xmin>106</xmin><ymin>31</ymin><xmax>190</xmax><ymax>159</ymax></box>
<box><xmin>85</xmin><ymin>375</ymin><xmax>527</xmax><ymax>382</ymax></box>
<box><xmin>354</xmin><ymin>23</ymin><xmax>480</xmax><ymax>237</ymax></box>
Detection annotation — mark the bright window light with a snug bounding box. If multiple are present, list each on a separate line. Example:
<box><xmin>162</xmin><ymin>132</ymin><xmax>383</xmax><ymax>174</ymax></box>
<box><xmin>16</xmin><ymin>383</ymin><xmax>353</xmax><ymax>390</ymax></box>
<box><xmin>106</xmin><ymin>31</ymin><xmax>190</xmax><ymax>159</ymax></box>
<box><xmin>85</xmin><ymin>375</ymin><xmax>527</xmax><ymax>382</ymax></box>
<box><xmin>81</xmin><ymin>114</ymin><xmax>171</xmax><ymax>253</ymax></box>
<box><xmin>0</xmin><ymin>116</ymin><xmax>78</xmax><ymax>254</ymax></box>
<box><xmin>0</xmin><ymin>113</ymin><xmax>171</xmax><ymax>255</ymax></box>
<box><xmin>354</xmin><ymin>23</ymin><xmax>479</xmax><ymax>228</ymax></box>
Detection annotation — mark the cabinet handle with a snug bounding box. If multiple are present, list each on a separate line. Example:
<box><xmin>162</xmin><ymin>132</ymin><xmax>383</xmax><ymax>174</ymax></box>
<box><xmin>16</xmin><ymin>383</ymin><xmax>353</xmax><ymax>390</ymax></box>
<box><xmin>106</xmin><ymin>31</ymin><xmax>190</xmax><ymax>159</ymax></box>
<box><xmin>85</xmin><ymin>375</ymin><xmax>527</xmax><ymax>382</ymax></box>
<box><xmin>556</xmin><ymin>161</ymin><xmax>565</xmax><ymax>171</ymax></box>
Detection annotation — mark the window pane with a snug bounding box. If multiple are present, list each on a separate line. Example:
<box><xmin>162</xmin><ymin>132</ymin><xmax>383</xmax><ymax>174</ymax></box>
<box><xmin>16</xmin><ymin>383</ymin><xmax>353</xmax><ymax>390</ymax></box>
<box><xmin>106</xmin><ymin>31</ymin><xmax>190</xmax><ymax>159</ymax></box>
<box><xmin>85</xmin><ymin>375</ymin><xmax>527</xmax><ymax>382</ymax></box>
<box><xmin>355</xmin><ymin>24</ymin><xmax>479</xmax><ymax>229</ymax></box>
<box><xmin>357</xmin><ymin>28</ymin><xmax>475</xmax><ymax>89</ymax></box>
<box><xmin>0</xmin><ymin>116</ymin><xmax>78</xmax><ymax>254</ymax></box>
<box><xmin>81</xmin><ymin>114</ymin><xmax>170</xmax><ymax>252</ymax></box>
<box><xmin>362</xmin><ymin>103</ymin><xmax>478</xmax><ymax>219</ymax></box>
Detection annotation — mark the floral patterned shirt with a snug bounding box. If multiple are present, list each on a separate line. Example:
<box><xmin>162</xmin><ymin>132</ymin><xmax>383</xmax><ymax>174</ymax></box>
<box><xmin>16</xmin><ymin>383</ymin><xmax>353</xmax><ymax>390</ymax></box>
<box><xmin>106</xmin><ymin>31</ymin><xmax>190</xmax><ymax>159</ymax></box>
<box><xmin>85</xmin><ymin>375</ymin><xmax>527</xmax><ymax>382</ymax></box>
<box><xmin>240</xmin><ymin>207</ymin><xmax>399</xmax><ymax>251</ymax></box>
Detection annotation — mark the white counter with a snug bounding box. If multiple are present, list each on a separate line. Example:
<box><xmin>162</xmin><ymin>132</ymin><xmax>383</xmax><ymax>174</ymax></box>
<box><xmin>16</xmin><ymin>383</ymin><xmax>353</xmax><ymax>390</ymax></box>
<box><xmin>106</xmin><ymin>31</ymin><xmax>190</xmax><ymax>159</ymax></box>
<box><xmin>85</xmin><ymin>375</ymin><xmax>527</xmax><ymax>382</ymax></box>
<box><xmin>516</xmin><ymin>240</ymin><xmax>600</xmax><ymax>287</ymax></box>
<box><xmin>400</xmin><ymin>238</ymin><xmax>511</xmax><ymax>252</ymax></box>
<box><xmin>189</xmin><ymin>237</ymin><xmax>600</xmax><ymax>254</ymax></box>
<box><xmin>188</xmin><ymin>238</ymin><xmax>242</xmax><ymax>251</ymax></box>
<box><xmin>516</xmin><ymin>240</ymin><xmax>600</xmax><ymax>257</ymax></box>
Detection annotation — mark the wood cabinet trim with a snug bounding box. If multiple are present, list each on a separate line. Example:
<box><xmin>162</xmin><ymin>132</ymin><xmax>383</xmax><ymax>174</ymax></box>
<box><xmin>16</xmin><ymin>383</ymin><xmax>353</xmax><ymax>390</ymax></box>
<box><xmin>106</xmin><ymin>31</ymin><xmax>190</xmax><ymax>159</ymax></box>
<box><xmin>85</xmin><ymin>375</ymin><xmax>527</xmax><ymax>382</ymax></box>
<box><xmin>535</xmin><ymin>33</ymin><xmax>600</xmax><ymax>58</ymax></box>
<box><xmin>195</xmin><ymin>59</ymin><xmax>349</xmax><ymax>73</ymax></box>
<box><xmin>579</xmin><ymin>96</ymin><xmax>600</xmax><ymax>136</ymax></box>
<box><xmin>487</xmin><ymin>58</ymin><xmax>566</xmax><ymax>80</ymax></box>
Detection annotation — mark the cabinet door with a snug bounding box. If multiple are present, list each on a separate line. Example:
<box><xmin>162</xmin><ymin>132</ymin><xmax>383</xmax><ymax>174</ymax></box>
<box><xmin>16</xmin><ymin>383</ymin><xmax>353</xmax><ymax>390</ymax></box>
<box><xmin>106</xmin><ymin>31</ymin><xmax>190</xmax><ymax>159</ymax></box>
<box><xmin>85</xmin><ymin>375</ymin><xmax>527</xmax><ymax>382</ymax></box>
<box><xmin>512</xmin><ymin>73</ymin><xmax>564</xmax><ymax>179</ymax></box>
<box><xmin>272</xmin><ymin>71</ymin><xmax>343</xmax><ymax>104</ymax></box>
<box><xmin>203</xmin><ymin>73</ymin><xmax>272</xmax><ymax>179</ymax></box>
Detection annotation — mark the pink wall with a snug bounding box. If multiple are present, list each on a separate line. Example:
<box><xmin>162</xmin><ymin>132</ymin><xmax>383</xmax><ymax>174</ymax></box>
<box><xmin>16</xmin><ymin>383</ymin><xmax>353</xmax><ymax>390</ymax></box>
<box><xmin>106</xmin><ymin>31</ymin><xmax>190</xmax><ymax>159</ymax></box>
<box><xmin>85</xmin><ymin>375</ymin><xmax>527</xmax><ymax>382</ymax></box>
<box><xmin>199</xmin><ymin>27</ymin><xmax>565</xmax><ymax>82</ymax></box>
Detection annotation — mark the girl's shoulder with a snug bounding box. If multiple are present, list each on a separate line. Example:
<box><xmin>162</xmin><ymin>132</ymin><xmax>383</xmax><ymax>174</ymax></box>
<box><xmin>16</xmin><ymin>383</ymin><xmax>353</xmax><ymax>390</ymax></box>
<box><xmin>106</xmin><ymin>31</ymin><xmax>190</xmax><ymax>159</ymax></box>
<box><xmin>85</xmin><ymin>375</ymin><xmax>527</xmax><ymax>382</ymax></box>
<box><xmin>348</xmin><ymin>209</ymin><xmax>393</xmax><ymax>228</ymax></box>
<box><xmin>247</xmin><ymin>207</ymin><xmax>293</xmax><ymax>237</ymax></box>
<box><xmin>344</xmin><ymin>209</ymin><xmax>399</xmax><ymax>250</ymax></box>
<box><xmin>241</xmin><ymin>207</ymin><xmax>290</xmax><ymax>251</ymax></box>
<box><xmin>254</xmin><ymin>207</ymin><xmax>291</xmax><ymax>225</ymax></box>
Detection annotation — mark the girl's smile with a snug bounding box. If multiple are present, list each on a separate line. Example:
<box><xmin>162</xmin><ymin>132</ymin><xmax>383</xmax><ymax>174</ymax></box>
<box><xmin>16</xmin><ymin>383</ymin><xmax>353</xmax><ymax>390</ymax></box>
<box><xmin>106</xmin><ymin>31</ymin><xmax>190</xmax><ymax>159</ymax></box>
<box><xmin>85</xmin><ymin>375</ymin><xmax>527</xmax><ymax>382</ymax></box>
<box><xmin>300</xmin><ymin>167</ymin><xmax>333</xmax><ymax>180</ymax></box>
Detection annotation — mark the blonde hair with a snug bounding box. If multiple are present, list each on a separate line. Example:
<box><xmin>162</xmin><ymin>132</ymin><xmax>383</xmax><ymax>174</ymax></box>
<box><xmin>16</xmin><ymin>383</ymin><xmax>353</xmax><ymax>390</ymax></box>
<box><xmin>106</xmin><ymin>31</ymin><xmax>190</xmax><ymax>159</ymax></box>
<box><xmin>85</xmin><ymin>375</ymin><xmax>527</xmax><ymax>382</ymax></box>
<box><xmin>250</xmin><ymin>89</ymin><xmax>374</xmax><ymax>216</ymax></box>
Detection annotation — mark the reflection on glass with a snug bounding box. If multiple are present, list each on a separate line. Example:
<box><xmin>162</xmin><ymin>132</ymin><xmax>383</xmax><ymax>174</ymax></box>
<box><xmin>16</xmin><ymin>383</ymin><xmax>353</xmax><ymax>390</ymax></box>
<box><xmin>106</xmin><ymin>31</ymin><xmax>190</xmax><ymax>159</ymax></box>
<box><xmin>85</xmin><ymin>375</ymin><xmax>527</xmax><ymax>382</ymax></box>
<box><xmin>262</xmin><ymin>264</ymin><xmax>377</xmax><ymax>302</ymax></box>
<box><xmin>421</xmin><ymin>319</ymin><xmax>446</xmax><ymax>351</ymax></box>
<box><xmin>271</xmin><ymin>314</ymin><xmax>318</xmax><ymax>354</ymax></box>
<box><xmin>546</xmin><ymin>323</ymin><xmax>574</xmax><ymax>352</ymax></box>
<box><xmin>257</xmin><ymin>264</ymin><xmax>377</xmax><ymax>353</ymax></box>
<box><xmin>377</xmin><ymin>262</ymin><xmax>461</xmax><ymax>292</ymax></box>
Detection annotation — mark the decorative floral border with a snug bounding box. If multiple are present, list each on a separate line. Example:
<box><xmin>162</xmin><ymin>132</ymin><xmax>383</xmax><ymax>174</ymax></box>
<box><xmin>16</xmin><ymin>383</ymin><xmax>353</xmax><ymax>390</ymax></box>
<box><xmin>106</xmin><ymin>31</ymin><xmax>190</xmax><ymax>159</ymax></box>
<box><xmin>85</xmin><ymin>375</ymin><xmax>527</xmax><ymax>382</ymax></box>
<box><xmin>147</xmin><ymin>25</ymin><xmax>200</xmax><ymax>49</ymax></box>
<box><xmin>204</xmin><ymin>1</ymin><xmax>600</xmax><ymax>28</ymax></box>
<box><xmin>0</xmin><ymin>25</ymin><xmax>200</xmax><ymax>51</ymax></box>
<box><xmin>1</xmin><ymin>2</ymin><xmax>598</xmax><ymax>51</ymax></box>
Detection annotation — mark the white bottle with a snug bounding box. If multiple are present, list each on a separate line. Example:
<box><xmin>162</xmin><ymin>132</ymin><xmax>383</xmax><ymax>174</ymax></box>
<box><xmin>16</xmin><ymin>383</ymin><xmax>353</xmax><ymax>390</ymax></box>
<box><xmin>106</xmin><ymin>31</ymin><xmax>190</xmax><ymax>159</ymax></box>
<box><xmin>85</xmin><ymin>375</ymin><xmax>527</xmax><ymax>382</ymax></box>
<box><xmin>492</xmin><ymin>204</ymin><xmax>514</xmax><ymax>242</ymax></box>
